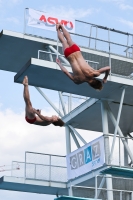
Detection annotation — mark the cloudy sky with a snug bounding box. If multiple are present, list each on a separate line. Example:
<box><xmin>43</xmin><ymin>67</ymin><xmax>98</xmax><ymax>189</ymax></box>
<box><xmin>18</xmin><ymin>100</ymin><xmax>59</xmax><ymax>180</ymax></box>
<box><xmin>0</xmin><ymin>0</ymin><xmax>133</xmax><ymax>199</ymax></box>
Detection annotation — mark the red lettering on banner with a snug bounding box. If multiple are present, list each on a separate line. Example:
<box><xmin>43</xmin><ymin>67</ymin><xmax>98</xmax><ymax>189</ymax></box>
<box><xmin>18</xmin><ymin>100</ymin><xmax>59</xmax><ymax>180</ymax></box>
<box><xmin>61</xmin><ymin>20</ymin><xmax>73</xmax><ymax>29</ymax></box>
<box><xmin>39</xmin><ymin>15</ymin><xmax>47</xmax><ymax>22</ymax></box>
<box><xmin>47</xmin><ymin>17</ymin><xmax>58</xmax><ymax>25</ymax></box>
<box><xmin>39</xmin><ymin>15</ymin><xmax>74</xmax><ymax>30</ymax></box>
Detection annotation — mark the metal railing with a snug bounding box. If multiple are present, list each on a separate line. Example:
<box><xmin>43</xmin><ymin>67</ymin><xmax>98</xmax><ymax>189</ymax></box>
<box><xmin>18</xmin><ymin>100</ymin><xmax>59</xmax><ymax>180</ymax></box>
<box><xmin>24</xmin><ymin>8</ymin><xmax>133</xmax><ymax>60</ymax></box>
<box><xmin>23</xmin><ymin>8</ymin><xmax>133</xmax><ymax>79</ymax></box>
<box><xmin>95</xmin><ymin>174</ymin><xmax>133</xmax><ymax>200</ymax></box>
<box><xmin>24</xmin><ymin>152</ymin><xmax>67</xmax><ymax>182</ymax></box>
<box><xmin>72</xmin><ymin>174</ymin><xmax>133</xmax><ymax>200</ymax></box>
<box><xmin>38</xmin><ymin>50</ymin><xmax>99</xmax><ymax>69</ymax></box>
<box><xmin>11</xmin><ymin>161</ymin><xmax>24</xmax><ymax>177</ymax></box>
<box><xmin>106</xmin><ymin>134</ymin><xmax>133</xmax><ymax>167</ymax></box>
<box><xmin>11</xmin><ymin>154</ymin><xmax>67</xmax><ymax>183</ymax></box>
<box><xmin>37</xmin><ymin>47</ymin><xmax>133</xmax><ymax>79</ymax></box>
<box><xmin>11</xmin><ymin>134</ymin><xmax>133</xmax><ymax>180</ymax></box>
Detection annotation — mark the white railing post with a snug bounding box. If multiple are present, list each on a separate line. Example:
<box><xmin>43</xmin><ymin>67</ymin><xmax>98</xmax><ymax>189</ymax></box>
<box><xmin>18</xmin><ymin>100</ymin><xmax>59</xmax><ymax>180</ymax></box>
<box><xmin>24</xmin><ymin>152</ymin><xmax>26</xmax><ymax>180</ymax></box>
<box><xmin>34</xmin><ymin>164</ymin><xmax>36</xmax><ymax>179</ymax></box>
<box><xmin>49</xmin><ymin>155</ymin><xmax>51</xmax><ymax>186</ymax></box>
<box><xmin>120</xmin><ymin>191</ymin><xmax>122</xmax><ymax>200</ymax></box>
<box><xmin>95</xmin><ymin>175</ymin><xmax>98</xmax><ymax>199</ymax></box>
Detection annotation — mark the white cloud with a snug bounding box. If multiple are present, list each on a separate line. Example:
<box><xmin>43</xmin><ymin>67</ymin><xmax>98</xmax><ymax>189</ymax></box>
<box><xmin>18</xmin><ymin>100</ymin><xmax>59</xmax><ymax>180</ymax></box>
<box><xmin>0</xmin><ymin>105</ymin><xmax>101</xmax><ymax>171</ymax></box>
<box><xmin>6</xmin><ymin>17</ymin><xmax>20</xmax><ymax>24</ymax></box>
<box><xmin>0</xmin><ymin>17</ymin><xmax>20</xmax><ymax>25</ymax></box>
<box><xmin>98</xmin><ymin>0</ymin><xmax>124</xmax><ymax>2</ymax></box>
<box><xmin>119</xmin><ymin>3</ymin><xmax>133</xmax><ymax>10</ymax></box>
<box><xmin>119</xmin><ymin>18</ymin><xmax>133</xmax><ymax>29</ymax></box>
<box><xmin>0</xmin><ymin>107</ymin><xmax>65</xmax><ymax>164</ymax></box>
<box><xmin>10</xmin><ymin>0</ymin><xmax>22</xmax><ymax>3</ymax></box>
<box><xmin>98</xmin><ymin>0</ymin><xmax>133</xmax><ymax>11</ymax></box>
<box><xmin>0</xmin><ymin>0</ymin><xmax>22</xmax><ymax>7</ymax></box>
<box><xmin>41</xmin><ymin>6</ymin><xmax>100</xmax><ymax>19</ymax></box>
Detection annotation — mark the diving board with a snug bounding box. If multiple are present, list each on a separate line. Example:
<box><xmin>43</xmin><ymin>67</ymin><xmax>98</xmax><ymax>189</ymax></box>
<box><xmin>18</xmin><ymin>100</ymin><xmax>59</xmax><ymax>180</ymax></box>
<box><xmin>55</xmin><ymin>196</ymin><xmax>101</xmax><ymax>200</ymax></box>
<box><xmin>14</xmin><ymin>58</ymin><xmax>133</xmax><ymax>105</ymax></box>
<box><xmin>0</xmin><ymin>176</ymin><xmax>68</xmax><ymax>195</ymax></box>
<box><xmin>0</xmin><ymin>30</ymin><xmax>59</xmax><ymax>73</ymax></box>
<box><xmin>100</xmin><ymin>166</ymin><xmax>133</xmax><ymax>178</ymax></box>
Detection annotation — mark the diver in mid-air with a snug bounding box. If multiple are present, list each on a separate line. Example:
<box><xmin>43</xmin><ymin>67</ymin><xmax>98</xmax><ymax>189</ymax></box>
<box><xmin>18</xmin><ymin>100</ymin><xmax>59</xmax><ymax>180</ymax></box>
<box><xmin>56</xmin><ymin>23</ymin><xmax>110</xmax><ymax>90</ymax></box>
<box><xmin>23</xmin><ymin>76</ymin><xmax>64</xmax><ymax>127</ymax></box>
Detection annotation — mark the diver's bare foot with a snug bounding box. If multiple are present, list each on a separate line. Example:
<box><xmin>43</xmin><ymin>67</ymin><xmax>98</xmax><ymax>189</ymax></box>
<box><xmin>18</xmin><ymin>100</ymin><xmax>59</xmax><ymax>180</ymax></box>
<box><xmin>56</xmin><ymin>23</ymin><xmax>60</xmax><ymax>31</ymax></box>
<box><xmin>23</xmin><ymin>76</ymin><xmax>28</xmax><ymax>86</ymax></box>
<box><xmin>56</xmin><ymin>23</ymin><xmax>62</xmax><ymax>31</ymax></box>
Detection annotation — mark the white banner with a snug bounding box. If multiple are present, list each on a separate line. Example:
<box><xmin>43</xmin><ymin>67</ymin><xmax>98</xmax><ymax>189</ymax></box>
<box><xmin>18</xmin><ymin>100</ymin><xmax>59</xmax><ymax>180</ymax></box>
<box><xmin>27</xmin><ymin>8</ymin><xmax>75</xmax><ymax>33</ymax></box>
<box><xmin>66</xmin><ymin>136</ymin><xmax>105</xmax><ymax>180</ymax></box>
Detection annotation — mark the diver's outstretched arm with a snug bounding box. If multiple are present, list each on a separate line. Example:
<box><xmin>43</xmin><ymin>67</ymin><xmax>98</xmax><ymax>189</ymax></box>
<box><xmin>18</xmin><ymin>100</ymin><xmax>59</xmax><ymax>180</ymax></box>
<box><xmin>33</xmin><ymin>108</ymin><xmax>59</xmax><ymax>122</ymax></box>
<box><xmin>56</xmin><ymin>58</ymin><xmax>74</xmax><ymax>81</ymax></box>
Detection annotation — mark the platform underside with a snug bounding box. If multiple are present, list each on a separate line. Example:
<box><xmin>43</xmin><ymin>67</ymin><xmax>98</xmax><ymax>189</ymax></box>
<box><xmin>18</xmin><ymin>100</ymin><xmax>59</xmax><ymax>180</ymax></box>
<box><xmin>101</xmin><ymin>166</ymin><xmax>133</xmax><ymax>178</ymax></box>
<box><xmin>63</xmin><ymin>100</ymin><xmax>133</xmax><ymax>134</ymax></box>
<box><xmin>0</xmin><ymin>176</ymin><xmax>68</xmax><ymax>195</ymax></box>
<box><xmin>55</xmin><ymin>196</ymin><xmax>100</xmax><ymax>200</ymax></box>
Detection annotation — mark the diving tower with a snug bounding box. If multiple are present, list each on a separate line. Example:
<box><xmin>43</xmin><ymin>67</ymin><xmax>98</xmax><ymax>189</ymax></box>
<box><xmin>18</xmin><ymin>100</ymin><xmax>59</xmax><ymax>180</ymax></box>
<box><xmin>1</xmin><ymin>15</ymin><xmax>133</xmax><ymax>200</ymax></box>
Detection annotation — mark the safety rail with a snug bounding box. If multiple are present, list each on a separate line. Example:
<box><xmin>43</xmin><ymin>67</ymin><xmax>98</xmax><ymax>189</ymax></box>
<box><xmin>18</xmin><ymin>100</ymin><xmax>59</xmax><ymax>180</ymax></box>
<box><xmin>106</xmin><ymin>134</ymin><xmax>133</xmax><ymax>167</ymax></box>
<box><xmin>11</xmin><ymin>134</ymin><xmax>133</xmax><ymax>179</ymax></box>
<box><xmin>37</xmin><ymin>48</ymin><xmax>133</xmax><ymax>78</ymax></box>
<box><xmin>23</xmin><ymin>8</ymin><xmax>133</xmax><ymax>80</ymax></box>
<box><xmin>24</xmin><ymin>8</ymin><xmax>133</xmax><ymax>60</ymax></box>
<box><xmin>38</xmin><ymin>50</ymin><xmax>99</xmax><ymax>69</ymax></box>
<box><xmin>72</xmin><ymin>175</ymin><xmax>133</xmax><ymax>200</ymax></box>
<box><xmin>24</xmin><ymin>152</ymin><xmax>67</xmax><ymax>182</ymax></box>
<box><xmin>11</xmin><ymin>153</ymin><xmax>67</xmax><ymax>183</ymax></box>
<box><xmin>11</xmin><ymin>161</ymin><xmax>25</xmax><ymax>177</ymax></box>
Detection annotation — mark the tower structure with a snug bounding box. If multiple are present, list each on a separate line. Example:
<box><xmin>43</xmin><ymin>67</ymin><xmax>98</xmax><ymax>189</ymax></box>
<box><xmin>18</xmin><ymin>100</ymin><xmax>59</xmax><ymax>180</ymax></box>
<box><xmin>1</xmin><ymin>10</ymin><xmax>133</xmax><ymax>200</ymax></box>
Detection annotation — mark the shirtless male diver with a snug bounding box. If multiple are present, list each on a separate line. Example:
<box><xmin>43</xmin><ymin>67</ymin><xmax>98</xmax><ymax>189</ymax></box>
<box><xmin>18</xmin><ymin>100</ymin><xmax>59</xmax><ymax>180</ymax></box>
<box><xmin>56</xmin><ymin>23</ymin><xmax>110</xmax><ymax>90</ymax></box>
<box><xmin>23</xmin><ymin>76</ymin><xmax>64</xmax><ymax>127</ymax></box>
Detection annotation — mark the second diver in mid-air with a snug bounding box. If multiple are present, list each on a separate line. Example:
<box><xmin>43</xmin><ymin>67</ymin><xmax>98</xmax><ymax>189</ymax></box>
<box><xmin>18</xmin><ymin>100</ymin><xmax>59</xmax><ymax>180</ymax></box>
<box><xmin>23</xmin><ymin>76</ymin><xmax>64</xmax><ymax>127</ymax></box>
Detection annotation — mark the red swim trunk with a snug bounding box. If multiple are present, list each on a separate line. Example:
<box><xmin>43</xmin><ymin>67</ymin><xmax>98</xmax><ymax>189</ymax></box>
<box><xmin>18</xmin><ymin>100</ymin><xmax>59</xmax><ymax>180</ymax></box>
<box><xmin>25</xmin><ymin>116</ymin><xmax>36</xmax><ymax>124</ymax></box>
<box><xmin>64</xmin><ymin>44</ymin><xmax>80</xmax><ymax>58</ymax></box>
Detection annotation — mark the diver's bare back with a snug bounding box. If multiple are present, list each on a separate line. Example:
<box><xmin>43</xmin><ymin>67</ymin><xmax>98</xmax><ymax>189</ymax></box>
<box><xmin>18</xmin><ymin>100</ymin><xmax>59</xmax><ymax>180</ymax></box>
<box><xmin>67</xmin><ymin>51</ymin><xmax>98</xmax><ymax>84</ymax></box>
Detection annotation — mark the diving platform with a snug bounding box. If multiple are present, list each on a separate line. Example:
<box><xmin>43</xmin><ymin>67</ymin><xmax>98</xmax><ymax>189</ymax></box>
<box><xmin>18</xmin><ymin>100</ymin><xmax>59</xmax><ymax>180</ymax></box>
<box><xmin>1</xmin><ymin>29</ymin><xmax>133</xmax><ymax>77</ymax></box>
<box><xmin>0</xmin><ymin>176</ymin><xmax>68</xmax><ymax>195</ymax></box>
<box><xmin>14</xmin><ymin>57</ymin><xmax>133</xmax><ymax>106</ymax></box>
<box><xmin>101</xmin><ymin>166</ymin><xmax>133</xmax><ymax>178</ymax></box>
<box><xmin>1</xmin><ymin>29</ymin><xmax>133</xmax><ymax>106</ymax></box>
<box><xmin>55</xmin><ymin>196</ymin><xmax>101</xmax><ymax>200</ymax></box>
<box><xmin>62</xmin><ymin>98</ymin><xmax>133</xmax><ymax>134</ymax></box>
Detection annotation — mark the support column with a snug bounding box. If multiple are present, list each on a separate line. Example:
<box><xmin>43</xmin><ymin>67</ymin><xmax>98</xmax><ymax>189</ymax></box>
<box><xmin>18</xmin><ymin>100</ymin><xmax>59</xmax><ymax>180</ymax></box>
<box><xmin>126</xmin><ymin>193</ymin><xmax>130</xmax><ymax>200</ymax></box>
<box><xmin>101</xmin><ymin>101</ymin><xmax>113</xmax><ymax>200</ymax></box>
<box><xmin>68</xmin><ymin>184</ymin><xmax>73</xmax><ymax>196</ymax></box>
<box><xmin>109</xmin><ymin>87</ymin><xmax>125</xmax><ymax>164</ymax></box>
<box><xmin>106</xmin><ymin>174</ymin><xmax>113</xmax><ymax>200</ymax></box>
<box><xmin>65</xmin><ymin>126</ymin><xmax>71</xmax><ymax>154</ymax></box>
<box><xmin>101</xmin><ymin>101</ymin><xmax>110</xmax><ymax>164</ymax></box>
<box><xmin>124</xmin><ymin>136</ymin><xmax>128</xmax><ymax>166</ymax></box>
<box><xmin>107</xmin><ymin>103</ymin><xmax>133</xmax><ymax>163</ymax></box>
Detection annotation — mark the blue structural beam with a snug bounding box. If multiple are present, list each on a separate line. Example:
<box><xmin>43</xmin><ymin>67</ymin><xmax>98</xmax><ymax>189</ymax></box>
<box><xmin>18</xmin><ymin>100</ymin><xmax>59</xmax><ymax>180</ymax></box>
<box><xmin>54</xmin><ymin>196</ymin><xmax>101</xmax><ymax>200</ymax></box>
<box><xmin>100</xmin><ymin>166</ymin><xmax>133</xmax><ymax>178</ymax></box>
